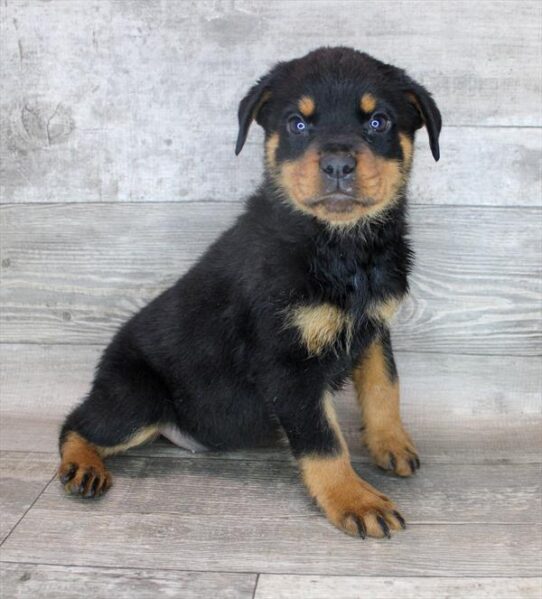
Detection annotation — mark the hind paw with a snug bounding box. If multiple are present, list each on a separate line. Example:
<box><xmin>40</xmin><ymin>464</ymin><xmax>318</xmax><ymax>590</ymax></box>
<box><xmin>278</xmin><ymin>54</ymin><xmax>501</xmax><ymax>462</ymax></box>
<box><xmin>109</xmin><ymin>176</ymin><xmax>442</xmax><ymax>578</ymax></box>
<box><xmin>58</xmin><ymin>432</ymin><xmax>112</xmax><ymax>498</ymax></box>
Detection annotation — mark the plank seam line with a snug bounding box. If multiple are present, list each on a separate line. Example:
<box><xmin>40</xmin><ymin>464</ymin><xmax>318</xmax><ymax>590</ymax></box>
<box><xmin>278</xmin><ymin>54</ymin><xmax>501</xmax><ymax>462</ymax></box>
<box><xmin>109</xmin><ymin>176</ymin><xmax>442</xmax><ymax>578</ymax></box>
<box><xmin>1</xmin><ymin>342</ymin><xmax>540</xmax><ymax>359</ymax></box>
<box><xmin>0</xmin><ymin>559</ymin><xmax>259</xmax><ymax>577</ymax></box>
<box><xmin>1</xmin><ymin>201</ymin><xmax>542</xmax><ymax>210</ymax></box>
<box><xmin>252</xmin><ymin>573</ymin><xmax>260</xmax><ymax>599</ymax></box>
<box><xmin>0</xmin><ymin>470</ymin><xmax>56</xmax><ymax>549</ymax></box>
<box><xmin>445</xmin><ymin>124</ymin><xmax>542</xmax><ymax>130</ymax></box>
<box><xmin>0</xmin><ymin>560</ymin><xmax>541</xmax><ymax>579</ymax></box>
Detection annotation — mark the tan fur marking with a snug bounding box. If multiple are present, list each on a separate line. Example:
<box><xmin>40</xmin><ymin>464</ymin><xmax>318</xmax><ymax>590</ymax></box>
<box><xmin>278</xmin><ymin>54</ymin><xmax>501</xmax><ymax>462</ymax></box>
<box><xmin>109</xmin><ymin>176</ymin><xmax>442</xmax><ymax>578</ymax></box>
<box><xmin>98</xmin><ymin>425</ymin><xmax>159</xmax><ymax>457</ymax></box>
<box><xmin>276</xmin><ymin>144</ymin><xmax>409</xmax><ymax>226</ymax></box>
<box><xmin>322</xmin><ymin>393</ymin><xmax>347</xmax><ymax>453</ymax></box>
<box><xmin>265</xmin><ymin>132</ymin><xmax>280</xmax><ymax>170</ymax></box>
<box><xmin>353</xmin><ymin>339</ymin><xmax>418</xmax><ymax>477</ymax></box>
<box><xmin>301</xmin><ymin>454</ymin><xmax>401</xmax><ymax>537</ymax></box>
<box><xmin>355</xmin><ymin>148</ymin><xmax>404</xmax><ymax>218</ymax></box>
<box><xmin>58</xmin><ymin>431</ymin><xmax>111</xmax><ymax>495</ymax></box>
<box><xmin>298</xmin><ymin>95</ymin><xmax>315</xmax><ymax>117</ymax></box>
<box><xmin>60</xmin><ymin>431</ymin><xmax>104</xmax><ymax>471</ymax></box>
<box><xmin>61</xmin><ymin>427</ymin><xmax>159</xmax><ymax>464</ymax></box>
<box><xmin>360</xmin><ymin>93</ymin><xmax>377</xmax><ymax>113</ymax></box>
<box><xmin>354</xmin><ymin>341</ymin><xmax>401</xmax><ymax>431</ymax></box>
<box><xmin>289</xmin><ymin>303</ymin><xmax>353</xmax><ymax>356</ymax></box>
<box><xmin>310</xmin><ymin>202</ymin><xmax>368</xmax><ymax>226</ymax></box>
<box><xmin>252</xmin><ymin>90</ymin><xmax>271</xmax><ymax>122</ymax></box>
<box><xmin>278</xmin><ymin>148</ymin><xmax>322</xmax><ymax>212</ymax></box>
<box><xmin>367</xmin><ymin>297</ymin><xmax>401</xmax><ymax>324</ymax></box>
<box><xmin>278</xmin><ymin>149</ymin><xmax>384</xmax><ymax>223</ymax></box>
<box><xmin>399</xmin><ymin>132</ymin><xmax>414</xmax><ymax>171</ymax></box>
<box><xmin>59</xmin><ymin>426</ymin><xmax>159</xmax><ymax>495</ymax></box>
<box><xmin>406</xmin><ymin>91</ymin><xmax>425</xmax><ymax>127</ymax></box>
<box><xmin>297</xmin><ymin>394</ymin><xmax>405</xmax><ymax>537</ymax></box>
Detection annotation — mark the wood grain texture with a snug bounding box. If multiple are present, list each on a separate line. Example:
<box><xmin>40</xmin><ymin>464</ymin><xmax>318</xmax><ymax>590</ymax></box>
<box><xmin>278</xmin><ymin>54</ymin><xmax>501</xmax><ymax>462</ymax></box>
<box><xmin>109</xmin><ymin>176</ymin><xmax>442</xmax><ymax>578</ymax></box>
<box><xmin>37</xmin><ymin>455</ymin><xmax>542</xmax><ymax>525</ymax></box>
<box><xmin>0</xmin><ymin>563</ymin><xmax>256</xmax><ymax>599</ymax></box>
<box><xmin>255</xmin><ymin>575</ymin><xmax>542</xmax><ymax>599</ymax></box>
<box><xmin>1</xmin><ymin>1</ymin><xmax>541</xmax><ymax>203</ymax></box>
<box><xmin>1</xmin><ymin>344</ymin><xmax>540</xmax><ymax>461</ymax></box>
<box><xmin>0</xmin><ymin>452</ymin><xmax>56</xmax><ymax>543</ymax></box>
<box><xmin>2</xmin><ymin>508</ymin><xmax>540</xmax><ymax>576</ymax></box>
<box><xmin>2</xmin><ymin>203</ymin><xmax>540</xmax><ymax>353</ymax></box>
<box><xmin>1</xmin><ymin>125</ymin><xmax>540</xmax><ymax>207</ymax></box>
<box><xmin>408</xmin><ymin>127</ymin><xmax>542</xmax><ymax>207</ymax></box>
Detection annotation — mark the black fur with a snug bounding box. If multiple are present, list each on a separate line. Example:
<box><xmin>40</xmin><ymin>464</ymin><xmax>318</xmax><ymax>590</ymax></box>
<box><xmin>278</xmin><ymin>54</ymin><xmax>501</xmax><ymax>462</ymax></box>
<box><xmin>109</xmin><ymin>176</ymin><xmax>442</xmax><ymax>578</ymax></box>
<box><xmin>60</xmin><ymin>46</ymin><xmax>438</xmax><ymax>469</ymax></box>
<box><xmin>61</xmin><ymin>192</ymin><xmax>411</xmax><ymax>454</ymax></box>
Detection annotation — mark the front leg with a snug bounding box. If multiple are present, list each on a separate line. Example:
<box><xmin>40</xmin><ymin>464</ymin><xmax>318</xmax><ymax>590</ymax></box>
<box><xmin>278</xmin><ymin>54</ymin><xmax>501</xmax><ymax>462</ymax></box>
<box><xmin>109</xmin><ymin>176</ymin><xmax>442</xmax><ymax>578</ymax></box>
<box><xmin>353</xmin><ymin>329</ymin><xmax>420</xmax><ymax>476</ymax></box>
<box><xmin>275</xmin><ymin>387</ymin><xmax>405</xmax><ymax>538</ymax></box>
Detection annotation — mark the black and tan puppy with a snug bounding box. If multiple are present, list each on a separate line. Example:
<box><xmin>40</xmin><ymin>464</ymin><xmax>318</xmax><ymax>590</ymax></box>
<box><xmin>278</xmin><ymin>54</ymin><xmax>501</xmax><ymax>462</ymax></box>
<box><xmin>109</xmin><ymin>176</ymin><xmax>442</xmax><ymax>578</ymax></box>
<box><xmin>58</xmin><ymin>47</ymin><xmax>441</xmax><ymax>539</ymax></box>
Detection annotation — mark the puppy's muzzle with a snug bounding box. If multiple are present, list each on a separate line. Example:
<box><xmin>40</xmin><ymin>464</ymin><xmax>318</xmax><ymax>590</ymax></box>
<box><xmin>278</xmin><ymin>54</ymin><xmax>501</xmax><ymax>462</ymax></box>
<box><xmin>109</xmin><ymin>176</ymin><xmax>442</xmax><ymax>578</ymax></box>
<box><xmin>319</xmin><ymin>152</ymin><xmax>357</xmax><ymax>197</ymax></box>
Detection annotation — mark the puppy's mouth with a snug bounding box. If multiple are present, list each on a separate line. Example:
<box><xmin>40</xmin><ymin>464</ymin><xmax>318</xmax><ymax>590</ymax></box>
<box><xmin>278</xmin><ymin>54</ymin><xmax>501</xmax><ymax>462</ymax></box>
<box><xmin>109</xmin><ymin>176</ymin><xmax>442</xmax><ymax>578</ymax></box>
<box><xmin>307</xmin><ymin>193</ymin><xmax>377</xmax><ymax>213</ymax></box>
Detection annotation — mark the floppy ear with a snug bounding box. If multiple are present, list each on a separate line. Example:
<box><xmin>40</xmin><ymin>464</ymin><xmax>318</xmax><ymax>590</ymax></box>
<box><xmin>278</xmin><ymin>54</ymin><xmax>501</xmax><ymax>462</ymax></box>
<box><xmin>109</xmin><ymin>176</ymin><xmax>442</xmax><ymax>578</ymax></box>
<box><xmin>235</xmin><ymin>75</ymin><xmax>273</xmax><ymax>156</ymax></box>
<box><xmin>404</xmin><ymin>81</ymin><xmax>442</xmax><ymax>162</ymax></box>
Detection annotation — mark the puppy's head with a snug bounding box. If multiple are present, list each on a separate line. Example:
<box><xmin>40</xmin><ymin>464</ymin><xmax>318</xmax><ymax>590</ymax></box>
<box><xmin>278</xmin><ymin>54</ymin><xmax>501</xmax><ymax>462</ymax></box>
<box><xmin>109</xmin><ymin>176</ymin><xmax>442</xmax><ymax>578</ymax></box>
<box><xmin>235</xmin><ymin>47</ymin><xmax>441</xmax><ymax>225</ymax></box>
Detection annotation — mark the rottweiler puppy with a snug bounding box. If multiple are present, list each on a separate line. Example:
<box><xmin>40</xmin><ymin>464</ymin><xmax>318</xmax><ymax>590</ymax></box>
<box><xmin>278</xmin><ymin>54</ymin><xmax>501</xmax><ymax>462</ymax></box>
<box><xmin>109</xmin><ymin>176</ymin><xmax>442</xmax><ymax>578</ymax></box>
<box><xmin>58</xmin><ymin>46</ymin><xmax>441</xmax><ymax>539</ymax></box>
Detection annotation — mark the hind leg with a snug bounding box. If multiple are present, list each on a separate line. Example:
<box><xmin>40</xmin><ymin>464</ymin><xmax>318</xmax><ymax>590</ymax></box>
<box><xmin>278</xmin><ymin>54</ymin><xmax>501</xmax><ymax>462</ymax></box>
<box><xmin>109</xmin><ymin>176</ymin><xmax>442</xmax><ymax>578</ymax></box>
<box><xmin>59</xmin><ymin>426</ymin><xmax>159</xmax><ymax>498</ymax></box>
<box><xmin>58</xmin><ymin>355</ymin><xmax>169</xmax><ymax>497</ymax></box>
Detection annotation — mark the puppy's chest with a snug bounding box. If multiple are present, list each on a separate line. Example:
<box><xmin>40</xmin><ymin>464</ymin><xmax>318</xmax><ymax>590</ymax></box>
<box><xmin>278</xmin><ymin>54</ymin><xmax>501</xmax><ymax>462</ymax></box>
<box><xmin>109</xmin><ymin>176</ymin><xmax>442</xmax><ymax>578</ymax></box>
<box><xmin>287</xmin><ymin>247</ymin><xmax>406</xmax><ymax>358</ymax></box>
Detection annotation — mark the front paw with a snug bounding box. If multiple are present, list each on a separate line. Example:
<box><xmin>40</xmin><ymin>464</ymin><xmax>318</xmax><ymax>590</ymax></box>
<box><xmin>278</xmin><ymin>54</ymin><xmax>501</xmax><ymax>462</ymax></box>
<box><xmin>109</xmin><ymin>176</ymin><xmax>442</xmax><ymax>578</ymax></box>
<box><xmin>321</xmin><ymin>476</ymin><xmax>406</xmax><ymax>539</ymax></box>
<box><xmin>363</xmin><ymin>426</ymin><xmax>420</xmax><ymax>477</ymax></box>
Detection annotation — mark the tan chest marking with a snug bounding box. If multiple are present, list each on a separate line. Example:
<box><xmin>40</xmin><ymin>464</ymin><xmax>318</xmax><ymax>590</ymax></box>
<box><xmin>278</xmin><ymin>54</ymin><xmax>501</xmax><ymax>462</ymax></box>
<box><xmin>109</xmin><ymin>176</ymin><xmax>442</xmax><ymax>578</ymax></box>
<box><xmin>367</xmin><ymin>297</ymin><xmax>401</xmax><ymax>324</ymax></box>
<box><xmin>288</xmin><ymin>303</ymin><xmax>353</xmax><ymax>356</ymax></box>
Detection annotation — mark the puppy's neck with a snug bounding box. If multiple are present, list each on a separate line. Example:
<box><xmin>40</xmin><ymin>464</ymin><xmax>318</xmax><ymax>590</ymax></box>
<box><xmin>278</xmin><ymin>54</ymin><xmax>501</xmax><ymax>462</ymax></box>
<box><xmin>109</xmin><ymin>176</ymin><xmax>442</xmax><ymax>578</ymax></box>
<box><xmin>249</xmin><ymin>181</ymin><xmax>409</xmax><ymax>252</ymax></box>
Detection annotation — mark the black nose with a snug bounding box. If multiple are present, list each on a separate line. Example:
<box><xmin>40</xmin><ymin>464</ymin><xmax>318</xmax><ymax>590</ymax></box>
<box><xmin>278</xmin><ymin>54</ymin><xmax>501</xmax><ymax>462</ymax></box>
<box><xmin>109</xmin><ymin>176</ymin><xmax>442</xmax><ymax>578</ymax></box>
<box><xmin>319</xmin><ymin>153</ymin><xmax>356</xmax><ymax>178</ymax></box>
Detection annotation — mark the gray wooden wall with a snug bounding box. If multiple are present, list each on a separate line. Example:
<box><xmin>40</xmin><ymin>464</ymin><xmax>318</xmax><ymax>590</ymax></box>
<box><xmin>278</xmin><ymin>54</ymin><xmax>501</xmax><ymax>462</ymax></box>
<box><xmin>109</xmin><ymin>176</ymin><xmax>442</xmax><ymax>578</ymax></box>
<box><xmin>1</xmin><ymin>1</ymin><xmax>541</xmax><ymax>382</ymax></box>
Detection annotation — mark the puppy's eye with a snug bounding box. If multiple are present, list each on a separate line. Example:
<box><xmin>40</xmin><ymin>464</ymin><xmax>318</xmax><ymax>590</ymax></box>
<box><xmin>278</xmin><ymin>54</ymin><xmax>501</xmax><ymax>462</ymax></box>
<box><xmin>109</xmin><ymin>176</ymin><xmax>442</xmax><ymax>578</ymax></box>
<box><xmin>288</xmin><ymin>115</ymin><xmax>308</xmax><ymax>135</ymax></box>
<box><xmin>369</xmin><ymin>114</ymin><xmax>390</xmax><ymax>132</ymax></box>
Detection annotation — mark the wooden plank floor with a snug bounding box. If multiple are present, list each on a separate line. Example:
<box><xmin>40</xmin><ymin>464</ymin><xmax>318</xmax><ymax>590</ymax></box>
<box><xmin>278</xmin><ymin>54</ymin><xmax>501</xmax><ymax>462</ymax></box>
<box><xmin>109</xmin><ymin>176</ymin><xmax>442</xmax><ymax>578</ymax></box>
<box><xmin>1</xmin><ymin>346</ymin><xmax>541</xmax><ymax>597</ymax></box>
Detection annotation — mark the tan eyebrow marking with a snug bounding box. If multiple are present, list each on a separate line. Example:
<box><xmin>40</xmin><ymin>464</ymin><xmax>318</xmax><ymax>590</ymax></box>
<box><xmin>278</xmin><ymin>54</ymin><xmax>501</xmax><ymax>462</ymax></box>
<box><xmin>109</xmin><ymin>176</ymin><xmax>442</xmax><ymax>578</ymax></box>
<box><xmin>360</xmin><ymin>93</ymin><xmax>377</xmax><ymax>113</ymax></box>
<box><xmin>298</xmin><ymin>96</ymin><xmax>316</xmax><ymax>117</ymax></box>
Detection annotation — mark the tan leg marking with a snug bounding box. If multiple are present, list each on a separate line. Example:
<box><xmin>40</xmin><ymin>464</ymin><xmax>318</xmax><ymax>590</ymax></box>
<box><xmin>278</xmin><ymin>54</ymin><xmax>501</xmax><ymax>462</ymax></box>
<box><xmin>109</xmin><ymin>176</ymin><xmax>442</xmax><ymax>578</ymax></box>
<box><xmin>58</xmin><ymin>426</ymin><xmax>159</xmax><ymax>497</ymax></box>
<box><xmin>299</xmin><ymin>395</ymin><xmax>405</xmax><ymax>538</ymax></box>
<box><xmin>98</xmin><ymin>425</ymin><xmax>159</xmax><ymax>457</ymax></box>
<box><xmin>353</xmin><ymin>340</ymin><xmax>419</xmax><ymax>477</ymax></box>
